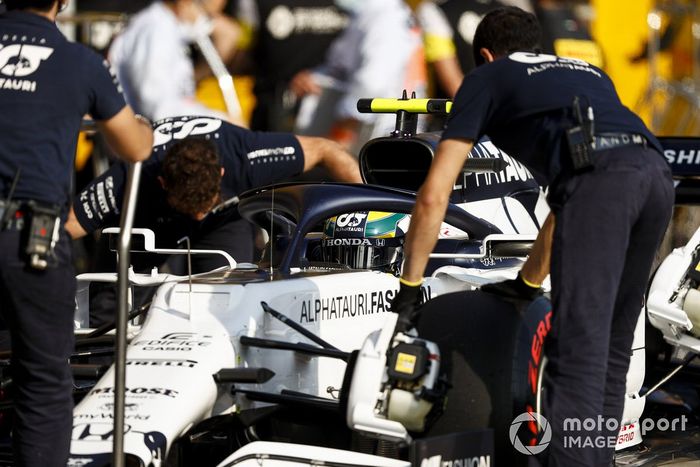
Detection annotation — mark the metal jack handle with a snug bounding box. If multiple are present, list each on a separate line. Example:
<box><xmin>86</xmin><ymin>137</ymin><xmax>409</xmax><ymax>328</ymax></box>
<box><xmin>640</xmin><ymin>353</ymin><xmax>697</xmax><ymax>398</ymax></box>
<box><xmin>192</xmin><ymin>0</ymin><xmax>242</xmax><ymax>122</ymax></box>
<box><xmin>261</xmin><ymin>301</ymin><xmax>340</xmax><ymax>351</ymax></box>
<box><xmin>113</xmin><ymin>162</ymin><xmax>142</xmax><ymax>467</ymax></box>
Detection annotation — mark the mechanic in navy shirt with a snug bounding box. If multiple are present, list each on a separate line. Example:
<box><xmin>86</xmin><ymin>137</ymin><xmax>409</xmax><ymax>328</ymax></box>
<box><xmin>65</xmin><ymin>115</ymin><xmax>361</xmax><ymax>323</ymax></box>
<box><xmin>0</xmin><ymin>1</ymin><xmax>153</xmax><ymax>466</ymax></box>
<box><xmin>391</xmin><ymin>7</ymin><xmax>673</xmax><ymax>467</ymax></box>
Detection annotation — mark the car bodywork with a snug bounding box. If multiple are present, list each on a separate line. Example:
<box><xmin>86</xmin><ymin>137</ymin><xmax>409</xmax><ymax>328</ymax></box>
<box><xmin>65</xmin><ymin>108</ymin><xmax>692</xmax><ymax>466</ymax></box>
<box><xmin>68</xmin><ymin>152</ymin><xmax>544</xmax><ymax>466</ymax></box>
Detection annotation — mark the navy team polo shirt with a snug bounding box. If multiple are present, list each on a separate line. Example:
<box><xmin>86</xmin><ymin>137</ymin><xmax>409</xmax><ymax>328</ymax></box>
<box><xmin>0</xmin><ymin>10</ymin><xmax>125</xmax><ymax>208</ymax></box>
<box><xmin>443</xmin><ymin>52</ymin><xmax>661</xmax><ymax>184</ymax></box>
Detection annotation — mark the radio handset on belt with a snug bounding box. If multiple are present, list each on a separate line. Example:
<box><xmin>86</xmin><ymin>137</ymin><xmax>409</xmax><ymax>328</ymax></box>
<box><xmin>566</xmin><ymin>96</ymin><xmax>595</xmax><ymax>172</ymax></box>
<box><xmin>0</xmin><ymin>169</ymin><xmax>20</xmax><ymax>229</ymax></box>
<box><xmin>26</xmin><ymin>201</ymin><xmax>61</xmax><ymax>270</ymax></box>
<box><xmin>2</xmin><ymin>168</ymin><xmax>61</xmax><ymax>269</ymax></box>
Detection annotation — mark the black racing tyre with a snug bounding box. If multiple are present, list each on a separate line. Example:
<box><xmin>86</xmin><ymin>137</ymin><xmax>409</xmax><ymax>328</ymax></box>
<box><xmin>416</xmin><ymin>290</ymin><xmax>552</xmax><ymax>466</ymax></box>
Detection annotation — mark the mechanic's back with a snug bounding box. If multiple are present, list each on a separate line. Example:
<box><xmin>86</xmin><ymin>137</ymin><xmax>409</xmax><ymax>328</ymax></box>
<box><xmin>446</xmin><ymin>52</ymin><xmax>659</xmax><ymax>183</ymax></box>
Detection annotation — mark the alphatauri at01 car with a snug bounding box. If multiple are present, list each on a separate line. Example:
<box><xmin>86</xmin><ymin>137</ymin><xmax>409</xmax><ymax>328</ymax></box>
<box><xmin>8</xmin><ymin>99</ymin><xmax>679</xmax><ymax>467</ymax></box>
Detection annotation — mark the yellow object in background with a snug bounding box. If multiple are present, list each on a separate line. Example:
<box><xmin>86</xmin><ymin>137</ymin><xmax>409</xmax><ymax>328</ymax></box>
<box><xmin>196</xmin><ymin>75</ymin><xmax>256</xmax><ymax>127</ymax></box>
<box><xmin>553</xmin><ymin>38</ymin><xmax>604</xmax><ymax>68</ymax></box>
<box><xmin>590</xmin><ymin>0</ymin><xmax>672</xmax><ymax>127</ymax></box>
<box><xmin>75</xmin><ymin>131</ymin><xmax>94</xmax><ymax>172</ymax></box>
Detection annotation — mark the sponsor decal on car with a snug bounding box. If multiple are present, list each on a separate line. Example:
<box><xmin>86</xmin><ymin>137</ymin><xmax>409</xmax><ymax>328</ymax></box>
<box><xmin>132</xmin><ymin>332</ymin><xmax>212</xmax><ymax>351</ymax></box>
<box><xmin>99</xmin><ymin>402</ymin><xmax>139</xmax><ymax>412</ymax></box>
<box><xmin>421</xmin><ymin>454</ymin><xmax>492</xmax><ymax>467</ymax></box>
<box><xmin>664</xmin><ymin>148</ymin><xmax>700</xmax><ymax>166</ymax></box>
<box><xmin>617</xmin><ymin>423</ymin><xmax>637</xmax><ymax>445</ymax></box>
<box><xmin>126</xmin><ymin>359</ymin><xmax>198</xmax><ymax>368</ymax></box>
<box><xmin>322</xmin><ymin>238</ymin><xmax>376</xmax><ymax>246</ymax></box>
<box><xmin>89</xmin><ymin>387</ymin><xmax>179</xmax><ymax>399</ymax></box>
<box><xmin>75</xmin><ymin>412</ymin><xmax>151</xmax><ymax>421</ymax></box>
<box><xmin>299</xmin><ymin>286</ymin><xmax>432</xmax><ymax>323</ymax></box>
<box><xmin>454</xmin><ymin>141</ymin><xmax>534</xmax><ymax>191</ymax></box>
<box><xmin>72</xmin><ymin>423</ymin><xmax>167</xmax><ymax>457</ymax></box>
<box><xmin>72</xmin><ymin>422</ymin><xmax>128</xmax><ymax>442</ymax></box>
<box><xmin>299</xmin><ymin>289</ymin><xmax>394</xmax><ymax>323</ymax></box>
<box><xmin>67</xmin><ymin>458</ymin><xmax>96</xmax><ymax>467</ymax></box>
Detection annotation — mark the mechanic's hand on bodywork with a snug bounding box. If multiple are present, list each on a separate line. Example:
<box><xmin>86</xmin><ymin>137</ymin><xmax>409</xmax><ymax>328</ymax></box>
<box><xmin>480</xmin><ymin>272</ymin><xmax>542</xmax><ymax>301</ymax></box>
<box><xmin>481</xmin><ymin>213</ymin><xmax>553</xmax><ymax>301</ymax></box>
<box><xmin>391</xmin><ymin>278</ymin><xmax>424</xmax><ymax>332</ymax></box>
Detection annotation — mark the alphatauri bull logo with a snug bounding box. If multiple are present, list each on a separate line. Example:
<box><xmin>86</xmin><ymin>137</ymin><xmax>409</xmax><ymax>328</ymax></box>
<box><xmin>0</xmin><ymin>44</ymin><xmax>53</xmax><ymax>77</ymax></box>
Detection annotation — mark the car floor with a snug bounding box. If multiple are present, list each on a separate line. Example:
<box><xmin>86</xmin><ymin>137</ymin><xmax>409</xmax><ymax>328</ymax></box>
<box><xmin>617</xmin><ymin>364</ymin><xmax>700</xmax><ymax>466</ymax></box>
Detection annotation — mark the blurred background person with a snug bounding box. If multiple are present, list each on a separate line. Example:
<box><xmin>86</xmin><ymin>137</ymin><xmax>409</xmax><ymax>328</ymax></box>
<box><xmin>289</xmin><ymin>0</ymin><xmax>427</xmax><ymax>153</ymax></box>
<box><xmin>232</xmin><ymin>0</ymin><xmax>350</xmax><ymax>132</ymax></box>
<box><xmin>414</xmin><ymin>0</ymin><xmax>508</xmax><ymax>133</ymax></box>
<box><xmin>108</xmin><ymin>0</ymin><xmax>245</xmax><ymax>124</ymax></box>
<box><xmin>415</xmin><ymin>0</ymin><xmax>468</xmax><ymax>99</ymax></box>
<box><xmin>535</xmin><ymin>0</ymin><xmax>604</xmax><ymax>68</ymax></box>
<box><xmin>417</xmin><ymin>0</ymin><xmax>600</xmax><ymax>102</ymax></box>
<box><xmin>429</xmin><ymin>0</ymin><xmax>508</xmax><ymax>90</ymax></box>
<box><xmin>77</xmin><ymin>0</ymin><xmax>149</xmax><ymax>12</ymax></box>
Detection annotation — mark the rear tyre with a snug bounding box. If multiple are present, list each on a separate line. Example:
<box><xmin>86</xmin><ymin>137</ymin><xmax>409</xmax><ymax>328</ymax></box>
<box><xmin>416</xmin><ymin>291</ymin><xmax>552</xmax><ymax>466</ymax></box>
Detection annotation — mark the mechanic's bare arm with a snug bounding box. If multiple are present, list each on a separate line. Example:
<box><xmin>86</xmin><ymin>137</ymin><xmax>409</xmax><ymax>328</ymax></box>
<box><xmin>297</xmin><ymin>135</ymin><xmax>363</xmax><ymax>183</ymax></box>
<box><xmin>65</xmin><ymin>207</ymin><xmax>88</xmax><ymax>240</ymax></box>
<box><xmin>96</xmin><ymin>106</ymin><xmax>153</xmax><ymax>163</ymax></box>
<box><xmin>402</xmin><ymin>138</ymin><xmax>474</xmax><ymax>283</ymax></box>
<box><xmin>520</xmin><ymin>212</ymin><xmax>554</xmax><ymax>286</ymax></box>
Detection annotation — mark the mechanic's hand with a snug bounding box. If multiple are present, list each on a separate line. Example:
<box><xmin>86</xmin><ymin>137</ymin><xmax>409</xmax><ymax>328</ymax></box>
<box><xmin>391</xmin><ymin>278</ymin><xmax>424</xmax><ymax>333</ymax></box>
<box><xmin>480</xmin><ymin>272</ymin><xmax>542</xmax><ymax>301</ymax></box>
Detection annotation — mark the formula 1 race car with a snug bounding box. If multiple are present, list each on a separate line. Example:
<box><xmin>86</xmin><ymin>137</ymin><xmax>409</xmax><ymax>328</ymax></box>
<box><xmin>60</xmin><ymin>99</ymin><xmax>559</xmax><ymax>467</ymax></box>
<box><xmin>5</xmin><ymin>99</ymin><xmax>662</xmax><ymax>467</ymax></box>
<box><xmin>67</xmin><ymin>205</ymin><xmax>535</xmax><ymax>467</ymax></box>
<box><xmin>67</xmin><ymin>190</ymin><xmax>542</xmax><ymax>465</ymax></box>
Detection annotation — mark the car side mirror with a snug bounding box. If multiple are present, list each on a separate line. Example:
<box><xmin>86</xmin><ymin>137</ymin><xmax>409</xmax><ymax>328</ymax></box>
<box><xmin>104</xmin><ymin>227</ymin><xmax>156</xmax><ymax>253</ymax></box>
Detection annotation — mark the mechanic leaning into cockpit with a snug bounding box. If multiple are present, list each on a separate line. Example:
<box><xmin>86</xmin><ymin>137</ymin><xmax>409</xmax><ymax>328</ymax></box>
<box><xmin>65</xmin><ymin>115</ymin><xmax>361</xmax><ymax>325</ymax></box>
<box><xmin>0</xmin><ymin>1</ymin><xmax>153</xmax><ymax>465</ymax></box>
<box><xmin>390</xmin><ymin>7</ymin><xmax>674</xmax><ymax>467</ymax></box>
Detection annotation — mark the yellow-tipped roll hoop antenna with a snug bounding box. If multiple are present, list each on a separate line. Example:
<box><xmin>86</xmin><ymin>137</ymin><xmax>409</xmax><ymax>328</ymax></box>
<box><xmin>356</xmin><ymin>92</ymin><xmax>452</xmax><ymax>137</ymax></box>
<box><xmin>356</xmin><ymin>98</ymin><xmax>452</xmax><ymax>115</ymax></box>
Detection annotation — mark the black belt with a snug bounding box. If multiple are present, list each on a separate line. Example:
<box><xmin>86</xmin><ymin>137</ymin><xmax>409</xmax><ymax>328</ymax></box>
<box><xmin>593</xmin><ymin>133</ymin><xmax>648</xmax><ymax>152</ymax></box>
